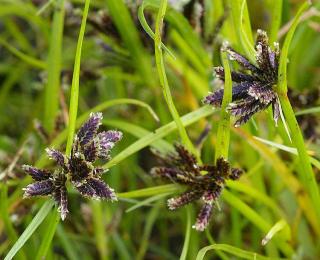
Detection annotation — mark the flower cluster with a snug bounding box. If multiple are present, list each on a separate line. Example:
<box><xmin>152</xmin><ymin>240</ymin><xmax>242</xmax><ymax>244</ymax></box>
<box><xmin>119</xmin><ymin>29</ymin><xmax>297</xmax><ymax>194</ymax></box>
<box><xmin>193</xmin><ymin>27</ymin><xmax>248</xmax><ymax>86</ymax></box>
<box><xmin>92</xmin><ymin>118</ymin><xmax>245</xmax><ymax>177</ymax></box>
<box><xmin>204</xmin><ymin>30</ymin><xmax>281</xmax><ymax>127</ymax></box>
<box><xmin>23</xmin><ymin>112</ymin><xmax>122</xmax><ymax>220</ymax></box>
<box><xmin>150</xmin><ymin>144</ymin><xmax>243</xmax><ymax>231</ymax></box>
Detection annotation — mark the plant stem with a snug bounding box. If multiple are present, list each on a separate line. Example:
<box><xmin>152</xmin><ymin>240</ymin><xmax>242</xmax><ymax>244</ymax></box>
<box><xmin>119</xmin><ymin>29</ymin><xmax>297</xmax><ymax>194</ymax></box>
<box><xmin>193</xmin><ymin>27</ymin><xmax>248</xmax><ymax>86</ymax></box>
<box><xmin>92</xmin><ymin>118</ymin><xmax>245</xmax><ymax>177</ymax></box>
<box><xmin>154</xmin><ymin>0</ymin><xmax>196</xmax><ymax>156</ymax></box>
<box><xmin>65</xmin><ymin>0</ymin><xmax>91</xmax><ymax>155</ymax></box>
<box><xmin>276</xmin><ymin>2</ymin><xmax>320</xmax><ymax>220</ymax></box>
<box><xmin>215</xmin><ymin>49</ymin><xmax>232</xmax><ymax>160</ymax></box>
<box><xmin>33</xmin><ymin>0</ymin><xmax>91</xmax><ymax>258</ymax></box>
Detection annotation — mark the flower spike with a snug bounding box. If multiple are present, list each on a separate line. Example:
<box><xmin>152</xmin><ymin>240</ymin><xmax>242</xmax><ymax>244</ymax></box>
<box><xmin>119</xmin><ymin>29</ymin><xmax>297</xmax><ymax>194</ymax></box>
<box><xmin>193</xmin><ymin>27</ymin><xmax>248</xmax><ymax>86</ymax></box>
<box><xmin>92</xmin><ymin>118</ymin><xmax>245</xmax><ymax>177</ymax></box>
<box><xmin>204</xmin><ymin>30</ymin><xmax>281</xmax><ymax>127</ymax></box>
<box><xmin>151</xmin><ymin>144</ymin><xmax>243</xmax><ymax>231</ymax></box>
<box><xmin>22</xmin><ymin>112</ymin><xmax>122</xmax><ymax>219</ymax></box>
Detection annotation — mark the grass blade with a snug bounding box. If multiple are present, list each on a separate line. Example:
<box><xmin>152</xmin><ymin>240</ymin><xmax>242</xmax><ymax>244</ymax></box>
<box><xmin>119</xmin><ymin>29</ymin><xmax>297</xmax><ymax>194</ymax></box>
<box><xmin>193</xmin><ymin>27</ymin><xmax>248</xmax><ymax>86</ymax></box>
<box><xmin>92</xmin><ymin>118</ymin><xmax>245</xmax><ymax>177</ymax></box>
<box><xmin>154</xmin><ymin>0</ymin><xmax>196</xmax><ymax>155</ymax></box>
<box><xmin>43</xmin><ymin>0</ymin><xmax>65</xmax><ymax>132</ymax></box>
<box><xmin>118</xmin><ymin>184</ymin><xmax>179</xmax><ymax>199</ymax></box>
<box><xmin>276</xmin><ymin>2</ymin><xmax>320</xmax><ymax>221</ymax></box>
<box><xmin>65</xmin><ymin>0</ymin><xmax>91</xmax><ymax>155</ymax></box>
<box><xmin>0</xmin><ymin>38</ymin><xmax>46</xmax><ymax>69</ymax></box>
<box><xmin>262</xmin><ymin>219</ymin><xmax>290</xmax><ymax>246</ymax></box>
<box><xmin>4</xmin><ymin>201</ymin><xmax>54</xmax><ymax>260</ymax></box>
<box><xmin>34</xmin><ymin>0</ymin><xmax>91</xmax><ymax>258</ymax></box>
<box><xmin>104</xmin><ymin>106</ymin><xmax>215</xmax><ymax>168</ymax></box>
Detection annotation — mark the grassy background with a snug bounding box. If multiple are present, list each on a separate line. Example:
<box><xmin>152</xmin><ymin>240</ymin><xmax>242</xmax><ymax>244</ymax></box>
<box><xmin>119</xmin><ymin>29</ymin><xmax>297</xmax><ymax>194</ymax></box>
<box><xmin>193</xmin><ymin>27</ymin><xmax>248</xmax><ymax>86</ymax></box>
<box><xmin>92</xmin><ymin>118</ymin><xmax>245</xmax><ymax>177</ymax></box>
<box><xmin>0</xmin><ymin>0</ymin><xmax>320</xmax><ymax>259</ymax></box>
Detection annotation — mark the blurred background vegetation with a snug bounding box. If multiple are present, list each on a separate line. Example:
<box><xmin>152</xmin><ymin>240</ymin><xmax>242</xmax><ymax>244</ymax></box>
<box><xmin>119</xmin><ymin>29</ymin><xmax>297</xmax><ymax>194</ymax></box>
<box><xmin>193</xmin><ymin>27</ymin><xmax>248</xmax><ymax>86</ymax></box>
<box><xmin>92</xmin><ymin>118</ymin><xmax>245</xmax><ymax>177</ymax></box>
<box><xmin>0</xmin><ymin>0</ymin><xmax>320</xmax><ymax>259</ymax></box>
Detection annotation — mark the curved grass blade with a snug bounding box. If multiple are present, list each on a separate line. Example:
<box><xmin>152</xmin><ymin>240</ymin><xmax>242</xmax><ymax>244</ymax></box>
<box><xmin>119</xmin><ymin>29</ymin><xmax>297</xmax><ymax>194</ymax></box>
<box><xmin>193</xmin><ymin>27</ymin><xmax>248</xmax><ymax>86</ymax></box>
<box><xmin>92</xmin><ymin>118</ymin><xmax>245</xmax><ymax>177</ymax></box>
<box><xmin>196</xmin><ymin>243</ymin><xmax>281</xmax><ymax>260</ymax></box>
<box><xmin>229</xmin><ymin>0</ymin><xmax>255</xmax><ymax>63</ymax></box>
<box><xmin>106</xmin><ymin>0</ymin><xmax>157</xmax><ymax>88</ymax></box>
<box><xmin>138</xmin><ymin>1</ymin><xmax>175</xmax><ymax>58</ymax></box>
<box><xmin>0</xmin><ymin>38</ymin><xmax>46</xmax><ymax>69</ymax></box>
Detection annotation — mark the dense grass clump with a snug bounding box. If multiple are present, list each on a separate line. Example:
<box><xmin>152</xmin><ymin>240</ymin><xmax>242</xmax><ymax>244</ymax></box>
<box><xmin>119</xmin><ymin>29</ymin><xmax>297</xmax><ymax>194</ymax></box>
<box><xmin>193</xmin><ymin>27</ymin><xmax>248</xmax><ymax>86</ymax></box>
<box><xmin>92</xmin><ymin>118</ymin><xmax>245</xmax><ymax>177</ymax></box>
<box><xmin>0</xmin><ymin>0</ymin><xmax>320</xmax><ymax>259</ymax></box>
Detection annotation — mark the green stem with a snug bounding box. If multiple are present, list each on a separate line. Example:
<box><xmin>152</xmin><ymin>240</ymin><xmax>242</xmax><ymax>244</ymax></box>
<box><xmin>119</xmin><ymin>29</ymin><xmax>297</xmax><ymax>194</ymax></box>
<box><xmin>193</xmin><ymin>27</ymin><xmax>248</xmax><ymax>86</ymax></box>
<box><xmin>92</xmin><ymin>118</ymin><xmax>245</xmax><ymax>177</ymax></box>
<box><xmin>34</xmin><ymin>0</ymin><xmax>91</xmax><ymax>258</ymax></box>
<box><xmin>275</xmin><ymin>2</ymin><xmax>320</xmax><ymax>220</ymax></box>
<box><xmin>154</xmin><ymin>0</ymin><xmax>196</xmax><ymax>156</ymax></box>
<box><xmin>229</xmin><ymin>0</ymin><xmax>255</xmax><ymax>64</ymax></box>
<box><xmin>215</xmin><ymin>49</ymin><xmax>232</xmax><ymax>160</ymax></box>
<box><xmin>0</xmin><ymin>38</ymin><xmax>46</xmax><ymax>69</ymax></box>
<box><xmin>65</xmin><ymin>0</ymin><xmax>91</xmax><ymax>155</ymax></box>
<box><xmin>276</xmin><ymin>2</ymin><xmax>308</xmax><ymax>95</ymax></box>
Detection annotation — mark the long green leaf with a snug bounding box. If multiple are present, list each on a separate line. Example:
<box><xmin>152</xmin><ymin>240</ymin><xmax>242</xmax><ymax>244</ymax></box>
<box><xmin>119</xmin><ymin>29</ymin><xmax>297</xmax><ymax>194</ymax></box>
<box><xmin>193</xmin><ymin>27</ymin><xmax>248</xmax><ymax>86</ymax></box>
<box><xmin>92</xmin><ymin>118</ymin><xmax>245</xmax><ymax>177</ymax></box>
<box><xmin>4</xmin><ymin>201</ymin><xmax>54</xmax><ymax>260</ymax></box>
<box><xmin>138</xmin><ymin>1</ymin><xmax>175</xmax><ymax>58</ymax></box>
<box><xmin>65</xmin><ymin>0</ymin><xmax>91</xmax><ymax>155</ymax></box>
<box><xmin>104</xmin><ymin>106</ymin><xmax>214</xmax><ymax>168</ymax></box>
<box><xmin>154</xmin><ymin>0</ymin><xmax>196</xmax><ymax>156</ymax></box>
<box><xmin>43</xmin><ymin>0</ymin><xmax>65</xmax><ymax>132</ymax></box>
<box><xmin>276</xmin><ymin>2</ymin><xmax>320</xmax><ymax>222</ymax></box>
<box><xmin>36</xmin><ymin>0</ymin><xmax>91</xmax><ymax>258</ymax></box>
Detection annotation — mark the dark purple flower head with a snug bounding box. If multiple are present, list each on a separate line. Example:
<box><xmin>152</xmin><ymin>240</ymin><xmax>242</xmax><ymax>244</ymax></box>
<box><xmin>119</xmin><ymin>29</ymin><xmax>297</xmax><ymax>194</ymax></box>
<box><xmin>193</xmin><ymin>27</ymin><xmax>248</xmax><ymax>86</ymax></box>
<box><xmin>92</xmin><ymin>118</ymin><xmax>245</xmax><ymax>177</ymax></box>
<box><xmin>22</xmin><ymin>165</ymin><xmax>68</xmax><ymax>220</ymax></box>
<box><xmin>68</xmin><ymin>112</ymin><xmax>122</xmax><ymax>200</ymax></box>
<box><xmin>151</xmin><ymin>144</ymin><xmax>243</xmax><ymax>231</ymax></box>
<box><xmin>23</xmin><ymin>112</ymin><xmax>122</xmax><ymax>219</ymax></box>
<box><xmin>204</xmin><ymin>30</ymin><xmax>281</xmax><ymax>127</ymax></box>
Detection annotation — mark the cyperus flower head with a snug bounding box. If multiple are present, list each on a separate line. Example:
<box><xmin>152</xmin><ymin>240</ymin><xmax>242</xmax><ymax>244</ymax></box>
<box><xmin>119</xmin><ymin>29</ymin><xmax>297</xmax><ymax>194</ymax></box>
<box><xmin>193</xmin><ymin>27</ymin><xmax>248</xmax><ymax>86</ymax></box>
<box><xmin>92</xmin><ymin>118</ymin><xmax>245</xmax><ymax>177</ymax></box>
<box><xmin>204</xmin><ymin>30</ymin><xmax>281</xmax><ymax>127</ymax></box>
<box><xmin>23</xmin><ymin>166</ymin><xmax>68</xmax><ymax>220</ymax></box>
<box><xmin>22</xmin><ymin>112</ymin><xmax>122</xmax><ymax>220</ymax></box>
<box><xmin>150</xmin><ymin>144</ymin><xmax>243</xmax><ymax>231</ymax></box>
